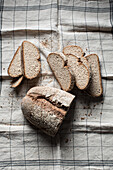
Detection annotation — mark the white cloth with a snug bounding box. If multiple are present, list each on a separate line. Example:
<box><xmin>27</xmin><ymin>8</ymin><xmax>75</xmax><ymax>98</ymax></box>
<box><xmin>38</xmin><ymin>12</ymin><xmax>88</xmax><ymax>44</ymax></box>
<box><xmin>1</xmin><ymin>0</ymin><xmax>113</xmax><ymax>169</ymax></box>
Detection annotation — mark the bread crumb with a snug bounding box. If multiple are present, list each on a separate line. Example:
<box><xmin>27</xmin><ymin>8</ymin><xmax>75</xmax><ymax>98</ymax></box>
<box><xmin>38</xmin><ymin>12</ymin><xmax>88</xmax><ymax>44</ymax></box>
<box><xmin>65</xmin><ymin>139</ymin><xmax>68</xmax><ymax>143</ymax></box>
<box><xmin>41</xmin><ymin>40</ymin><xmax>49</xmax><ymax>48</ymax></box>
<box><xmin>87</xmin><ymin>106</ymin><xmax>90</xmax><ymax>109</ymax></box>
<box><xmin>88</xmin><ymin>112</ymin><xmax>92</xmax><ymax>116</ymax></box>
<box><xmin>83</xmin><ymin>106</ymin><xmax>90</xmax><ymax>109</ymax></box>
<box><xmin>9</xmin><ymin>93</ymin><xmax>13</xmax><ymax>97</ymax></box>
<box><xmin>81</xmin><ymin>117</ymin><xmax>85</xmax><ymax>120</ymax></box>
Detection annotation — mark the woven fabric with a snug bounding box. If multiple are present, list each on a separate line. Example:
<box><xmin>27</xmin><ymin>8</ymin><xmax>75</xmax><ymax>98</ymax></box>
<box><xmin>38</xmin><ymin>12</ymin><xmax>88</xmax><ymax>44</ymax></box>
<box><xmin>0</xmin><ymin>0</ymin><xmax>113</xmax><ymax>169</ymax></box>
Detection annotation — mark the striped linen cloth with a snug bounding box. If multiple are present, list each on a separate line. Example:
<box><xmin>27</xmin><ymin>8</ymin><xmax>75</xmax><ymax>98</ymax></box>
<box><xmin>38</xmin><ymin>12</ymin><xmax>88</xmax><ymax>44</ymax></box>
<box><xmin>0</xmin><ymin>0</ymin><xmax>113</xmax><ymax>169</ymax></box>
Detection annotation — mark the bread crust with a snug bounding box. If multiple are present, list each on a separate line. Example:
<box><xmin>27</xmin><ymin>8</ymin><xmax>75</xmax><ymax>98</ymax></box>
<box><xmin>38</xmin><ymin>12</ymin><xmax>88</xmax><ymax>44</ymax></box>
<box><xmin>11</xmin><ymin>76</ymin><xmax>24</xmax><ymax>88</ymax></box>
<box><xmin>8</xmin><ymin>46</ymin><xmax>22</xmax><ymax>77</ymax></box>
<box><xmin>47</xmin><ymin>53</ymin><xmax>74</xmax><ymax>91</ymax></box>
<box><xmin>22</xmin><ymin>41</ymin><xmax>41</xmax><ymax>79</ymax></box>
<box><xmin>86</xmin><ymin>54</ymin><xmax>103</xmax><ymax>97</ymax></box>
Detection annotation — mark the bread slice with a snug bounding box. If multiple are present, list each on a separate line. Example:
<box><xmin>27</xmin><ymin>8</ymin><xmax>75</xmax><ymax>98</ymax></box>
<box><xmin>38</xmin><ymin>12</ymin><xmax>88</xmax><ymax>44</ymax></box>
<box><xmin>21</xmin><ymin>86</ymin><xmax>75</xmax><ymax>137</ymax></box>
<box><xmin>8</xmin><ymin>46</ymin><xmax>23</xmax><ymax>77</ymax></box>
<box><xmin>63</xmin><ymin>45</ymin><xmax>90</xmax><ymax>70</ymax></box>
<box><xmin>66</xmin><ymin>54</ymin><xmax>90</xmax><ymax>90</ymax></box>
<box><xmin>22</xmin><ymin>41</ymin><xmax>41</xmax><ymax>79</ymax></box>
<box><xmin>47</xmin><ymin>53</ymin><xmax>74</xmax><ymax>91</ymax></box>
<box><xmin>11</xmin><ymin>76</ymin><xmax>23</xmax><ymax>88</ymax></box>
<box><xmin>86</xmin><ymin>54</ymin><xmax>103</xmax><ymax>97</ymax></box>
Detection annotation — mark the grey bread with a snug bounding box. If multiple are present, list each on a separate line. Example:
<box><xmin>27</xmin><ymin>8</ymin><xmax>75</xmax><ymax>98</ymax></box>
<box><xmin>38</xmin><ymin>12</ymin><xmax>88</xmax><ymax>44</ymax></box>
<box><xmin>11</xmin><ymin>76</ymin><xmax>23</xmax><ymax>88</ymax></box>
<box><xmin>47</xmin><ymin>53</ymin><xmax>74</xmax><ymax>91</ymax></box>
<box><xmin>86</xmin><ymin>54</ymin><xmax>103</xmax><ymax>97</ymax></box>
<box><xmin>21</xmin><ymin>86</ymin><xmax>75</xmax><ymax>137</ymax></box>
<box><xmin>22</xmin><ymin>41</ymin><xmax>41</xmax><ymax>79</ymax></box>
<box><xmin>66</xmin><ymin>54</ymin><xmax>90</xmax><ymax>90</ymax></box>
<box><xmin>8</xmin><ymin>46</ymin><xmax>23</xmax><ymax>78</ymax></box>
<box><xmin>63</xmin><ymin>45</ymin><xmax>90</xmax><ymax>70</ymax></box>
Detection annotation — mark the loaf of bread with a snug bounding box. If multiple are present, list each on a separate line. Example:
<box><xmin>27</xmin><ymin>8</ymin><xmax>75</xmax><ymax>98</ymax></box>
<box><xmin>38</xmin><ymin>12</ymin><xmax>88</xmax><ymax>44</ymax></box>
<box><xmin>21</xmin><ymin>86</ymin><xmax>75</xmax><ymax>137</ymax></box>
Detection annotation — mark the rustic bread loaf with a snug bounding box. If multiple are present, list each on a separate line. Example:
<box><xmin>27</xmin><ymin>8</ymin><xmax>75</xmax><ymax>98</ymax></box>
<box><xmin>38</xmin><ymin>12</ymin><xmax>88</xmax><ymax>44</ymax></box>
<box><xmin>86</xmin><ymin>54</ymin><xmax>103</xmax><ymax>97</ymax></box>
<box><xmin>47</xmin><ymin>52</ymin><xmax>74</xmax><ymax>91</ymax></box>
<box><xmin>21</xmin><ymin>86</ymin><xmax>75</xmax><ymax>137</ymax></box>
<box><xmin>66</xmin><ymin>54</ymin><xmax>90</xmax><ymax>90</ymax></box>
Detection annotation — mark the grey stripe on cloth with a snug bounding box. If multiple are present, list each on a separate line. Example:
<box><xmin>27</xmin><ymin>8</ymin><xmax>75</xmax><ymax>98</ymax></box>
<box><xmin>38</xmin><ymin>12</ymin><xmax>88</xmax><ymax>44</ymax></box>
<box><xmin>0</xmin><ymin>159</ymin><xmax>113</xmax><ymax>167</ymax></box>
<box><xmin>0</xmin><ymin>0</ymin><xmax>4</xmax><ymax>94</ymax></box>
<box><xmin>109</xmin><ymin>0</ymin><xmax>113</xmax><ymax>34</ymax></box>
<box><xmin>0</xmin><ymin>4</ymin><xmax>110</xmax><ymax>13</ymax></box>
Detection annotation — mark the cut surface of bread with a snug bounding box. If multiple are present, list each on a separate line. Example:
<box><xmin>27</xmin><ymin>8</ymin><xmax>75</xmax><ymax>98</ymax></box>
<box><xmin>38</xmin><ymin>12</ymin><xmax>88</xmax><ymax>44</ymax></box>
<box><xmin>66</xmin><ymin>54</ymin><xmax>90</xmax><ymax>90</ymax></box>
<box><xmin>47</xmin><ymin>53</ymin><xmax>74</xmax><ymax>91</ymax></box>
<box><xmin>86</xmin><ymin>54</ymin><xmax>103</xmax><ymax>97</ymax></box>
<box><xmin>22</xmin><ymin>41</ymin><xmax>41</xmax><ymax>79</ymax></box>
<box><xmin>63</xmin><ymin>45</ymin><xmax>84</xmax><ymax>58</ymax></box>
<box><xmin>63</xmin><ymin>45</ymin><xmax>90</xmax><ymax>70</ymax></box>
<box><xmin>8</xmin><ymin>46</ymin><xmax>23</xmax><ymax>77</ymax></box>
<box><xmin>11</xmin><ymin>76</ymin><xmax>24</xmax><ymax>88</ymax></box>
<box><xmin>21</xmin><ymin>86</ymin><xmax>75</xmax><ymax>137</ymax></box>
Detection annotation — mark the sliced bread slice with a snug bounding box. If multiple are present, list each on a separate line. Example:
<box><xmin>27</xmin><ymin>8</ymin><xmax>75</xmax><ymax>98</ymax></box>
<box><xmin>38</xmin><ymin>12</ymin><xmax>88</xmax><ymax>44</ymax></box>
<box><xmin>22</xmin><ymin>41</ymin><xmax>41</xmax><ymax>79</ymax></box>
<box><xmin>86</xmin><ymin>54</ymin><xmax>103</xmax><ymax>97</ymax></box>
<box><xmin>8</xmin><ymin>46</ymin><xmax>23</xmax><ymax>77</ymax></box>
<box><xmin>63</xmin><ymin>45</ymin><xmax>84</xmax><ymax>57</ymax></box>
<box><xmin>66</xmin><ymin>54</ymin><xmax>90</xmax><ymax>90</ymax></box>
<box><xmin>21</xmin><ymin>86</ymin><xmax>75</xmax><ymax>136</ymax></box>
<box><xmin>11</xmin><ymin>76</ymin><xmax>24</xmax><ymax>88</ymax></box>
<box><xmin>47</xmin><ymin>53</ymin><xmax>74</xmax><ymax>91</ymax></box>
<box><xmin>63</xmin><ymin>45</ymin><xmax>90</xmax><ymax>70</ymax></box>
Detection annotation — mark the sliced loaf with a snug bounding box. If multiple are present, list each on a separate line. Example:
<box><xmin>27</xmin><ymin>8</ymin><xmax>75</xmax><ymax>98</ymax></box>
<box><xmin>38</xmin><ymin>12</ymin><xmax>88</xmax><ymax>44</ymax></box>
<box><xmin>47</xmin><ymin>53</ymin><xmax>74</xmax><ymax>91</ymax></box>
<box><xmin>21</xmin><ymin>86</ymin><xmax>75</xmax><ymax>137</ymax></box>
<box><xmin>63</xmin><ymin>45</ymin><xmax>90</xmax><ymax>70</ymax></box>
<box><xmin>22</xmin><ymin>41</ymin><xmax>41</xmax><ymax>79</ymax></box>
<box><xmin>66</xmin><ymin>54</ymin><xmax>90</xmax><ymax>90</ymax></box>
<box><xmin>8</xmin><ymin>46</ymin><xmax>23</xmax><ymax>77</ymax></box>
<box><xmin>86</xmin><ymin>54</ymin><xmax>103</xmax><ymax>97</ymax></box>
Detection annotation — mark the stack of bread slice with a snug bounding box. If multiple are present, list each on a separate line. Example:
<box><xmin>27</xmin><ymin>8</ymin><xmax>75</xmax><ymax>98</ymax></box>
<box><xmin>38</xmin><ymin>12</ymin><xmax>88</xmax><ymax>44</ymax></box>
<box><xmin>47</xmin><ymin>45</ymin><xmax>103</xmax><ymax>97</ymax></box>
<box><xmin>8</xmin><ymin>41</ymin><xmax>41</xmax><ymax>87</ymax></box>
